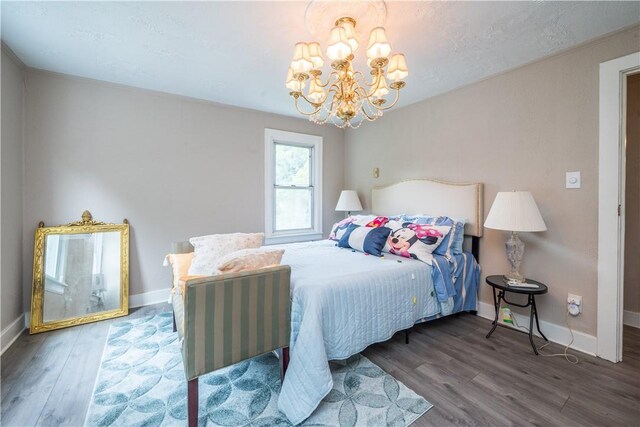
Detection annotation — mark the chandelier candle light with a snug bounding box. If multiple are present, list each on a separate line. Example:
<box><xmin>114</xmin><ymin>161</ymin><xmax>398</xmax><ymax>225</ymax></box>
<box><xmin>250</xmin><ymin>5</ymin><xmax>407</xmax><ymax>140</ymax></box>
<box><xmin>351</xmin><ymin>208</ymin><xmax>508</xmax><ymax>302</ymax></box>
<box><xmin>286</xmin><ymin>16</ymin><xmax>408</xmax><ymax>128</ymax></box>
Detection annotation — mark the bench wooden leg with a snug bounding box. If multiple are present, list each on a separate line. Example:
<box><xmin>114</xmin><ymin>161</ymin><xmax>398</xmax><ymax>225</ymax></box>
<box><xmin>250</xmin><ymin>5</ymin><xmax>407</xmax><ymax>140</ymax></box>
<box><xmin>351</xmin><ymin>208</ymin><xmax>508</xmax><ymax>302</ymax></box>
<box><xmin>172</xmin><ymin>311</ymin><xmax>177</xmax><ymax>333</ymax></box>
<box><xmin>278</xmin><ymin>347</ymin><xmax>290</xmax><ymax>382</ymax></box>
<box><xmin>188</xmin><ymin>378</ymin><xmax>198</xmax><ymax>427</ymax></box>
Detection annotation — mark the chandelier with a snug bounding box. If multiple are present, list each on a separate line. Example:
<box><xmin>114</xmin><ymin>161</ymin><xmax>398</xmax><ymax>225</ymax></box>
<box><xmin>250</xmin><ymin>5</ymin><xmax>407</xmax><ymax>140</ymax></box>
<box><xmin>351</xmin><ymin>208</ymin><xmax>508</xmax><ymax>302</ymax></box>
<box><xmin>286</xmin><ymin>16</ymin><xmax>408</xmax><ymax>128</ymax></box>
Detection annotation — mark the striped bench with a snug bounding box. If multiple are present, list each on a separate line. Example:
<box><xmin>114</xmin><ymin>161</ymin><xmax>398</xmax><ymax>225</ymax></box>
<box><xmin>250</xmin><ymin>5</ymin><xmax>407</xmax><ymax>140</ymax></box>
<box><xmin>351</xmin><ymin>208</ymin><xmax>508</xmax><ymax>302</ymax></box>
<box><xmin>172</xmin><ymin>264</ymin><xmax>291</xmax><ymax>426</ymax></box>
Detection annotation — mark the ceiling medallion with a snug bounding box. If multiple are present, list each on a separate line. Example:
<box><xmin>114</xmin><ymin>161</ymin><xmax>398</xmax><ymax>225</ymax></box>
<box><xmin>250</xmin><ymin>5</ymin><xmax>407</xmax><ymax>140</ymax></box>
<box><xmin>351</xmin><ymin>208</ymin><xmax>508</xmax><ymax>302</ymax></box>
<box><xmin>286</xmin><ymin>0</ymin><xmax>408</xmax><ymax>129</ymax></box>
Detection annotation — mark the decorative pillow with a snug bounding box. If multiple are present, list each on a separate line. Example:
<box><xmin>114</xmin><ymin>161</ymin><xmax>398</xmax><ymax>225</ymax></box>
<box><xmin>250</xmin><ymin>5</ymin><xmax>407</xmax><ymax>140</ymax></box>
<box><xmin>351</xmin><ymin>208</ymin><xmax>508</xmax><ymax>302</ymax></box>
<box><xmin>329</xmin><ymin>216</ymin><xmax>356</xmax><ymax>240</ymax></box>
<box><xmin>364</xmin><ymin>216</ymin><xmax>389</xmax><ymax>228</ymax></box>
<box><xmin>329</xmin><ymin>214</ymin><xmax>383</xmax><ymax>240</ymax></box>
<box><xmin>188</xmin><ymin>232</ymin><xmax>264</xmax><ymax>275</ymax></box>
<box><xmin>216</xmin><ymin>248</ymin><xmax>285</xmax><ymax>273</ymax></box>
<box><xmin>400</xmin><ymin>215</ymin><xmax>466</xmax><ymax>257</ymax></box>
<box><xmin>383</xmin><ymin>222</ymin><xmax>452</xmax><ymax>264</ymax></box>
<box><xmin>163</xmin><ymin>252</ymin><xmax>195</xmax><ymax>288</ymax></box>
<box><xmin>338</xmin><ymin>224</ymin><xmax>391</xmax><ymax>257</ymax></box>
<box><xmin>350</xmin><ymin>214</ymin><xmax>378</xmax><ymax>226</ymax></box>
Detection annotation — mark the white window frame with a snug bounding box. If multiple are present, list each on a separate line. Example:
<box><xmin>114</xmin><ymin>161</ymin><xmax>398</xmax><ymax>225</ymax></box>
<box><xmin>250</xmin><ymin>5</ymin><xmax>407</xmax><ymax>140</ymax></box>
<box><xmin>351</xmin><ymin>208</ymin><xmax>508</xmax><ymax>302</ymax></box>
<box><xmin>265</xmin><ymin>128</ymin><xmax>323</xmax><ymax>245</ymax></box>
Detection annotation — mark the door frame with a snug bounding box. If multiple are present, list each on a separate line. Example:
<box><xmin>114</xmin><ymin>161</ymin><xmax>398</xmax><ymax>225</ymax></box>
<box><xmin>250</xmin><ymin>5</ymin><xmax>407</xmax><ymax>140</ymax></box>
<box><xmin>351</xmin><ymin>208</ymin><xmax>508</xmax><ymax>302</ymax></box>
<box><xmin>597</xmin><ymin>52</ymin><xmax>640</xmax><ymax>362</ymax></box>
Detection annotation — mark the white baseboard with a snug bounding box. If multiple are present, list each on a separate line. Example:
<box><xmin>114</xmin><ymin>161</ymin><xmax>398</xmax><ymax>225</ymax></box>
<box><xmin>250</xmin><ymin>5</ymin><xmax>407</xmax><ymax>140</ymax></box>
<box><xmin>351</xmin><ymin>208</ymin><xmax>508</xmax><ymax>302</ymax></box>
<box><xmin>623</xmin><ymin>310</ymin><xmax>640</xmax><ymax>328</ymax></box>
<box><xmin>477</xmin><ymin>302</ymin><xmax>597</xmax><ymax>356</ymax></box>
<box><xmin>129</xmin><ymin>288</ymin><xmax>171</xmax><ymax>308</ymax></box>
<box><xmin>1</xmin><ymin>314</ymin><xmax>26</xmax><ymax>355</ymax></box>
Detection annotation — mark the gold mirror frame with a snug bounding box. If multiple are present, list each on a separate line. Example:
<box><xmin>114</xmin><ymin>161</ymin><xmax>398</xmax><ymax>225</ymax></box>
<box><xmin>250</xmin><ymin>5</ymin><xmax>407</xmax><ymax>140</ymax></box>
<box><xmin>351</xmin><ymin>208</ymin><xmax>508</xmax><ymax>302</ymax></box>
<box><xmin>30</xmin><ymin>211</ymin><xmax>130</xmax><ymax>334</ymax></box>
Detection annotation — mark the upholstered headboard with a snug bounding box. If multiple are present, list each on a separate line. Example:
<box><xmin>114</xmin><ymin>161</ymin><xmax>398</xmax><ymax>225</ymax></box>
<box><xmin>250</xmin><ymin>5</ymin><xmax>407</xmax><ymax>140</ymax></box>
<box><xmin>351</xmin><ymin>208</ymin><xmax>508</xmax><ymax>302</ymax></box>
<box><xmin>371</xmin><ymin>179</ymin><xmax>484</xmax><ymax>237</ymax></box>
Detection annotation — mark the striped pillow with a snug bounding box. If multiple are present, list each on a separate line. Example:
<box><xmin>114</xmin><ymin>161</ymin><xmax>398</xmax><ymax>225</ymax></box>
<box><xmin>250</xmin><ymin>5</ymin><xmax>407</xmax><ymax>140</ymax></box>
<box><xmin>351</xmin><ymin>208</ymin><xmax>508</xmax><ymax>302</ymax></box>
<box><xmin>338</xmin><ymin>224</ymin><xmax>391</xmax><ymax>257</ymax></box>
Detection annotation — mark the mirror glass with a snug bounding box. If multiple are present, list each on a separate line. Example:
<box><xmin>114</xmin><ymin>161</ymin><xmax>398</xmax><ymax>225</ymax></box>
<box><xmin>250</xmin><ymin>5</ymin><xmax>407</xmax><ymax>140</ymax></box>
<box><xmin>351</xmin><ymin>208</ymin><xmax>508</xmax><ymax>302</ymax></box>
<box><xmin>43</xmin><ymin>231</ymin><xmax>122</xmax><ymax>322</ymax></box>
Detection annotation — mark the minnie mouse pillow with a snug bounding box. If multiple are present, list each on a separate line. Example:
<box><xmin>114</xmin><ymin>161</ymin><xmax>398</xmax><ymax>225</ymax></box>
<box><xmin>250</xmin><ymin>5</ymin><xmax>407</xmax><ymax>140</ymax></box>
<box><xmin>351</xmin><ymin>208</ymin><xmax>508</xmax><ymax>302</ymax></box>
<box><xmin>383</xmin><ymin>221</ymin><xmax>451</xmax><ymax>264</ymax></box>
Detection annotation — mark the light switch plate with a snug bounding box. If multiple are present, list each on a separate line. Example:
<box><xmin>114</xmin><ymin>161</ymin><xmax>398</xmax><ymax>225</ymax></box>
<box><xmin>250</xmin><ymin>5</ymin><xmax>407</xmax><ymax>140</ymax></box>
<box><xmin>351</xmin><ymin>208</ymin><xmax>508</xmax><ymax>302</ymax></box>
<box><xmin>566</xmin><ymin>171</ymin><xmax>581</xmax><ymax>189</ymax></box>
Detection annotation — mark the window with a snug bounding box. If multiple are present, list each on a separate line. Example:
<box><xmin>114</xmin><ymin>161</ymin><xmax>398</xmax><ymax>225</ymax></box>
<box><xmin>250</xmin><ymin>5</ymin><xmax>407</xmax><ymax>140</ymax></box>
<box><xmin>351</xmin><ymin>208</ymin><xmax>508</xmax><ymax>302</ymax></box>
<box><xmin>265</xmin><ymin>129</ymin><xmax>322</xmax><ymax>244</ymax></box>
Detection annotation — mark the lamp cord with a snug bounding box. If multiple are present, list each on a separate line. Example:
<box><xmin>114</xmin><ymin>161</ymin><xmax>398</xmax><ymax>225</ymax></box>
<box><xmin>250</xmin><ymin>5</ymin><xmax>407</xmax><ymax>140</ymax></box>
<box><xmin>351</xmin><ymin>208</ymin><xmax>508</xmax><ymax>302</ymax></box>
<box><xmin>508</xmin><ymin>308</ymin><xmax>579</xmax><ymax>364</ymax></box>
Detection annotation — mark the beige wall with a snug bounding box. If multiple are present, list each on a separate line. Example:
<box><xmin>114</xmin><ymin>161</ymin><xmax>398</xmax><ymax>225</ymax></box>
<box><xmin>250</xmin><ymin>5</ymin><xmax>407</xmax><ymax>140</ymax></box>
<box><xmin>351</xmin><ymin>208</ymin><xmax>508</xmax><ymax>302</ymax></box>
<box><xmin>22</xmin><ymin>71</ymin><xmax>345</xmax><ymax>309</ymax></box>
<box><xmin>1</xmin><ymin>49</ymin><xmax>25</xmax><ymax>331</ymax></box>
<box><xmin>345</xmin><ymin>26</ymin><xmax>640</xmax><ymax>336</ymax></box>
<box><xmin>625</xmin><ymin>73</ymin><xmax>640</xmax><ymax>315</ymax></box>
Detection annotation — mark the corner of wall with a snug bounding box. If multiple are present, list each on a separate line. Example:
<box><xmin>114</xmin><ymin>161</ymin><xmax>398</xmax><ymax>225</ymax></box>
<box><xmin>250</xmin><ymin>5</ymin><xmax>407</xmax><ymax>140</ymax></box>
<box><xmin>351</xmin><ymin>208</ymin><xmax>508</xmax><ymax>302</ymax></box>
<box><xmin>1</xmin><ymin>43</ymin><xmax>27</xmax><ymax>352</ymax></box>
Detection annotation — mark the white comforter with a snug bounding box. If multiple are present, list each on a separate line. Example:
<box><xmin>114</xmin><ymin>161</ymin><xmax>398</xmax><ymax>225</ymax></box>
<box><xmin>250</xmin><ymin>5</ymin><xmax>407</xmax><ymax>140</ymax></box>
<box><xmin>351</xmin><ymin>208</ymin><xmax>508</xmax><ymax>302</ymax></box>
<box><xmin>273</xmin><ymin>240</ymin><xmax>442</xmax><ymax>424</ymax></box>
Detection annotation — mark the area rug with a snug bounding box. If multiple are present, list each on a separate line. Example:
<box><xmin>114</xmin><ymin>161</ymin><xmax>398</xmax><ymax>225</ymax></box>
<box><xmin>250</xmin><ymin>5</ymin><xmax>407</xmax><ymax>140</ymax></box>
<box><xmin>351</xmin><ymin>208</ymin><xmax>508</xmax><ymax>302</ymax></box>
<box><xmin>85</xmin><ymin>312</ymin><xmax>432</xmax><ymax>426</ymax></box>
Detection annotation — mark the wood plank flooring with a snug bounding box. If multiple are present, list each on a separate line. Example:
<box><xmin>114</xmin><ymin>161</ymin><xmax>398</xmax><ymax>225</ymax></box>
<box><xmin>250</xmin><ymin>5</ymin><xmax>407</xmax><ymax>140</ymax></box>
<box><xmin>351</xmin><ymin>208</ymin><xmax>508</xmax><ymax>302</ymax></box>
<box><xmin>1</xmin><ymin>305</ymin><xmax>639</xmax><ymax>426</ymax></box>
<box><xmin>1</xmin><ymin>304</ymin><xmax>169</xmax><ymax>427</ymax></box>
<box><xmin>363</xmin><ymin>316</ymin><xmax>640</xmax><ymax>427</ymax></box>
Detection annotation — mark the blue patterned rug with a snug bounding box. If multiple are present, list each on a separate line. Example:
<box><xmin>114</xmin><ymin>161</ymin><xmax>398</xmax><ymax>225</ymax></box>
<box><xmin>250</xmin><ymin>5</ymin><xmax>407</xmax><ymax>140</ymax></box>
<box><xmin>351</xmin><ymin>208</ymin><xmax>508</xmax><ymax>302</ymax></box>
<box><xmin>85</xmin><ymin>312</ymin><xmax>432</xmax><ymax>426</ymax></box>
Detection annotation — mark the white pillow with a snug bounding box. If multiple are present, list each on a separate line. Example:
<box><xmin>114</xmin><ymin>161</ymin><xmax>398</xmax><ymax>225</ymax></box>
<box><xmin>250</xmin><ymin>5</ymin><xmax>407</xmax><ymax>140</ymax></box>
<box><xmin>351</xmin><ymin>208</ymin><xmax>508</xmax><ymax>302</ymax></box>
<box><xmin>188</xmin><ymin>232</ymin><xmax>264</xmax><ymax>276</ymax></box>
<box><xmin>216</xmin><ymin>248</ymin><xmax>285</xmax><ymax>273</ymax></box>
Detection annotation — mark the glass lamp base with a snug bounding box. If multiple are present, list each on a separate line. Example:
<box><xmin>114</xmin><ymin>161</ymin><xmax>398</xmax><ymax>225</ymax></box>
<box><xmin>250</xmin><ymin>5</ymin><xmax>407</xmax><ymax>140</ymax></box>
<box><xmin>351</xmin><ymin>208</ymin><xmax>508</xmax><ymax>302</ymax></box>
<box><xmin>504</xmin><ymin>273</ymin><xmax>525</xmax><ymax>283</ymax></box>
<box><xmin>505</xmin><ymin>231</ymin><xmax>525</xmax><ymax>283</ymax></box>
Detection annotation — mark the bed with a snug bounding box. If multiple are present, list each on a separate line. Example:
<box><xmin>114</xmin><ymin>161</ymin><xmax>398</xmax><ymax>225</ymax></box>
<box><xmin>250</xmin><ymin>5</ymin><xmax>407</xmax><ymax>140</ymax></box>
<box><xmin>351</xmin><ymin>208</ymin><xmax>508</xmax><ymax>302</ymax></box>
<box><xmin>275</xmin><ymin>179</ymin><xmax>484</xmax><ymax>423</ymax></box>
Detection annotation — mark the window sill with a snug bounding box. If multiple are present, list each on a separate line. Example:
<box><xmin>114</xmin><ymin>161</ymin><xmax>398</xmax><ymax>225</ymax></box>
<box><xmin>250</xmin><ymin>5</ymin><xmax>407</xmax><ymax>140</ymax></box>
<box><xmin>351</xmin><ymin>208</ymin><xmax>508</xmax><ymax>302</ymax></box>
<box><xmin>264</xmin><ymin>232</ymin><xmax>323</xmax><ymax>246</ymax></box>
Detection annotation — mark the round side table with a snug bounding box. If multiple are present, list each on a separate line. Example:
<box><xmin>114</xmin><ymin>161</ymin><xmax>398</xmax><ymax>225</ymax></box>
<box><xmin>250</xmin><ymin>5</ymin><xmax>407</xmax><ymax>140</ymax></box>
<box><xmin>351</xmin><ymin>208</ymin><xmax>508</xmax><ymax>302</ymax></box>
<box><xmin>485</xmin><ymin>275</ymin><xmax>549</xmax><ymax>355</ymax></box>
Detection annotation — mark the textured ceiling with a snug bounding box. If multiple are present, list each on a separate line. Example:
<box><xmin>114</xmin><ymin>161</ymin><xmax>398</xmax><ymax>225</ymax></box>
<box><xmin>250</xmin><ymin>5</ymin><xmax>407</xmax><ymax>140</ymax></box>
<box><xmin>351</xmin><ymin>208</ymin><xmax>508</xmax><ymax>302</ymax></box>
<box><xmin>2</xmin><ymin>1</ymin><xmax>639</xmax><ymax>117</ymax></box>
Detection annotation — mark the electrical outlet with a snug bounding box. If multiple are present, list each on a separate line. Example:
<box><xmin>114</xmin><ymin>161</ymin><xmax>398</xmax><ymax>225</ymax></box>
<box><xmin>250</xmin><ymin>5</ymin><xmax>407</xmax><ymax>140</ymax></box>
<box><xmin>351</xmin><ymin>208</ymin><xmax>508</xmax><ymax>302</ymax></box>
<box><xmin>567</xmin><ymin>293</ymin><xmax>582</xmax><ymax>316</ymax></box>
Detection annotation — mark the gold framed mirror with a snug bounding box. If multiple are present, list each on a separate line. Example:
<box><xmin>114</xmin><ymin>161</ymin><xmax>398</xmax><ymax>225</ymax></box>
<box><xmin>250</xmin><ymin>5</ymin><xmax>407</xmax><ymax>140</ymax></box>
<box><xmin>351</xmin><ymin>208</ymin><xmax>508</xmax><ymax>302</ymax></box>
<box><xmin>30</xmin><ymin>211</ymin><xmax>129</xmax><ymax>334</ymax></box>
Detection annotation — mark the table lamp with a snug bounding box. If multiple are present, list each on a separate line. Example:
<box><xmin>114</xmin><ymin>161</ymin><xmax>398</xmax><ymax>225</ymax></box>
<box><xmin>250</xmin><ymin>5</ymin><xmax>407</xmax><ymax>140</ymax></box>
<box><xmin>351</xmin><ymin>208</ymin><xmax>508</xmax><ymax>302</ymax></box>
<box><xmin>484</xmin><ymin>191</ymin><xmax>547</xmax><ymax>283</ymax></box>
<box><xmin>335</xmin><ymin>190</ymin><xmax>363</xmax><ymax>217</ymax></box>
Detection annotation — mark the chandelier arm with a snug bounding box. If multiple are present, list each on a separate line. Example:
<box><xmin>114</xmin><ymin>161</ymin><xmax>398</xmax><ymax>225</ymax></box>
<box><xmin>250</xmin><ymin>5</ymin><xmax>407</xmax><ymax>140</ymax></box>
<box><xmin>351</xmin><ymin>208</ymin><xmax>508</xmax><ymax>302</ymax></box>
<box><xmin>352</xmin><ymin>71</ymin><xmax>373</xmax><ymax>87</ymax></box>
<box><xmin>356</xmin><ymin>85</ymin><xmax>380</xmax><ymax>105</ymax></box>
<box><xmin>294</xmin><ymin>96</ymin><xmax>322</xmax><ymax>116</ymax></box>
<box><xmin>354</xmin><ymin>69</ymin><xmax>384</xmax><ymax>88</ymax></box>
<box><xmin>360</xmin><ymin>106</ymin><xmax>377</xmax><ymax>121</ymax></box>
<box><xmin>315</xmin><ymin>86</ymin><xmax>339</xmax><ymax>107</ymax></box>
<box><xmin>304</xmin><ymin>86</ymin><xmax>341</xmax><ymax>123</ymax></box>
<box><xmin>365</xmin><ymin>72</ymin><xmax>385</xmax><ymax>97</ymax></box>
<box><xmin>297</xmin><ymin>91</ymin><xmax>324</xmax><ymax>108</ymax></box>
<box><xmin>376</xmin><ymin>88</ymin><xmax>402</xmax><ymax>111</ymax></box>
<box><xmin>315</xmin><ymin>73</ymin><xmax>338</xmax><ymax>89</ymax></box>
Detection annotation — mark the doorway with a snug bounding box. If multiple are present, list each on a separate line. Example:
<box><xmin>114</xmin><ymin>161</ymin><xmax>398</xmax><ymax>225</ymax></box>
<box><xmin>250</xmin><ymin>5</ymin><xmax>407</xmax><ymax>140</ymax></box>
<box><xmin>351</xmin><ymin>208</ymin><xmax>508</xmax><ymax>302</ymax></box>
<box><xmin>597</xmin><ymin>52</ymin><xmax>640</xmax><ymax>363</ymax></box>
<box><xmin>623</xmin><ymin>73</ymin><xmax>640</xmax><ymax>360</ymax></box>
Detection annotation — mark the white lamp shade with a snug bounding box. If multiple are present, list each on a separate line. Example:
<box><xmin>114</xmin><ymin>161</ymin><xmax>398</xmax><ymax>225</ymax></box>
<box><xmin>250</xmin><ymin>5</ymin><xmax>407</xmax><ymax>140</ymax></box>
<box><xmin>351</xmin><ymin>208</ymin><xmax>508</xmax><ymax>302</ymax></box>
<box><xmin>339</xmin><ymin>19</ymin><xmax>359</xmax><ymax>52</ymax></box>
<box><xmin>307</xmin><ymin>77</ymin><xmax>324</xmax><ymax>103</ymax></box>
<box><xmin>367</xmin><ymin>27</ymin><xmax>391</xmax><ymax>60</ymax></box>
<box><xmin>308</xmin><ymin>42</ymin><xmax>324</xmax><ymax>69</ymax></box>
<box><xmin>387</xmin><ymin>53</ymin><xmax>408</xmax><ymax>81</ymax></box>
<box><xmin>484</xmin><ymin>191</ymin><xmax>547</xmax><ymax>232</ymax></box>
<box><xmin>326</xmin><ymin>26</ymin><xmax>352</xmax><ymax>61</ymax></box>
<box><xmin>335</xmin><ymin>190</ymin><xmax>363</xmax><ymax>212</ymax></box>
<box><xmin>285</xmin><ymin>67</ymin><xmax>305</xmax><ymax>91</ymax></box>
<box><xmin>291</xmin><ymin>42</ymin><xmax>313</xmax><ymax>73</ymax></box>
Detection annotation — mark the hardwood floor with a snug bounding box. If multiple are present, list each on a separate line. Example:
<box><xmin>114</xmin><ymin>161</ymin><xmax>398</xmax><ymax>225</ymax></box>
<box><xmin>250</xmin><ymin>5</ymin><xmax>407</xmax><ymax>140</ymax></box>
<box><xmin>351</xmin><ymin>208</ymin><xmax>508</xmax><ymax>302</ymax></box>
<box><xmin>1</xmin><ymin>304</ymin><xmax>170</xmax><ymax>427</ymax></box>
<box><xmin>1</xmin><ymin>305</ymin><xmax>639</xmax><ymax>426</ymax></box>
<box><xmin>363</xmin><ymin>317</ymin><xmax>640</xmax><ymax>427</ymax></box>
